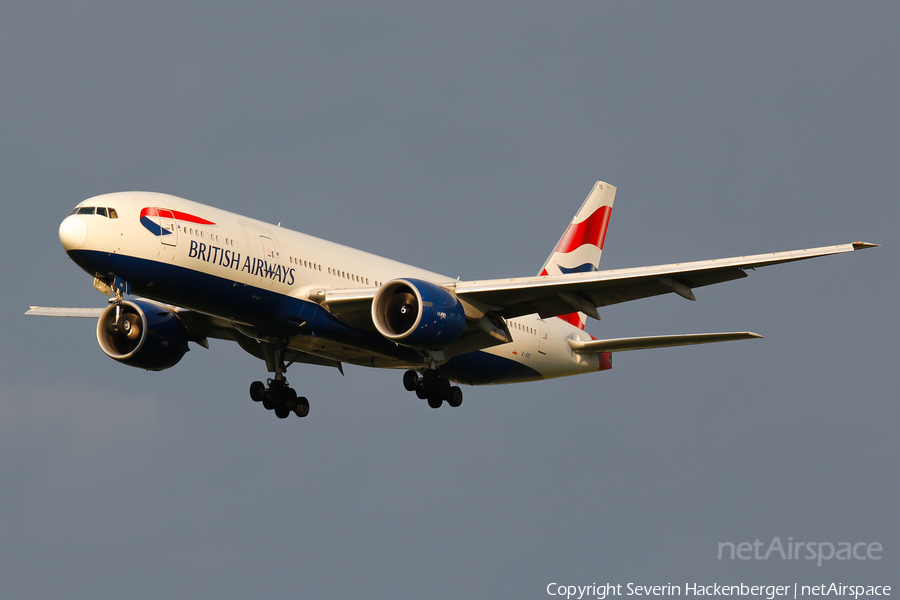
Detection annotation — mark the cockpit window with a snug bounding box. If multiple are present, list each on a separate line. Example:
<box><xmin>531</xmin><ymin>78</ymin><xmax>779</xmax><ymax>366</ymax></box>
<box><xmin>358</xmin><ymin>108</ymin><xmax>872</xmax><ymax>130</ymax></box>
<box><xmin>69</xmin><ymin>205</ymin><xmax>119</xmax><ymax>218</ymax></box>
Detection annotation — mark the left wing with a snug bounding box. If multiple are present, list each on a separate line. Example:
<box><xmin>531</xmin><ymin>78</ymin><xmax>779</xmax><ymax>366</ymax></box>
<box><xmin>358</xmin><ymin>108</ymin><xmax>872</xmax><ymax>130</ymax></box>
<box><xmin>450</xmin><ymin>241</ymin><xmax>878</xmax><ymax>320</ymax></box>
<box><xmin>322</xmin><ymin>241</ymin><xmax>876</xmax><ymax>325</ymax></box>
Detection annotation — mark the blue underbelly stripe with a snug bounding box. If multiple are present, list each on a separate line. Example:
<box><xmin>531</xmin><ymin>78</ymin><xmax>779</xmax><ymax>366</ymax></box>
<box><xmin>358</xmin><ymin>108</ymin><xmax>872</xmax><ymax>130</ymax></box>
<box><xmin>66</xmin><ymin>250</ymin><xmax>418</xmax><ymax>362</ymax></box>
<box><xmin>66</xmin><ymin>250</ymin><xmax>537</xmax><ymax>384</ymax></box>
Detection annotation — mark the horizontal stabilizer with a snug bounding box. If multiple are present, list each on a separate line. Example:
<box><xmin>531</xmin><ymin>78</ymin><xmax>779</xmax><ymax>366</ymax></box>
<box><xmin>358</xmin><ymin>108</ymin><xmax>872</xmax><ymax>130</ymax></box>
<box><xmin>567</xmin><ymin>331</ymin><xmax>762</xmax><ymax>353</ymax></box>
<box><xmin>26</xmin><ymin>306</ymin><xmax>105</xmax><ymax>317</ymax></box>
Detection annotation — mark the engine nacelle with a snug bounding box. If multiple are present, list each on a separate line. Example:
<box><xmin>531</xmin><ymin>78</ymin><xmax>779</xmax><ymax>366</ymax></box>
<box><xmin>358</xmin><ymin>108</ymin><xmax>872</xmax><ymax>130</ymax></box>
<box><xmin>372</xmin><ymin>279</ymin><xmax>466</xmax><ymax>350</ymax></box>
<box><xmin>96</xmin><ymin>300</ymin><xmax>190</xmax><ymax>371</ymax></box>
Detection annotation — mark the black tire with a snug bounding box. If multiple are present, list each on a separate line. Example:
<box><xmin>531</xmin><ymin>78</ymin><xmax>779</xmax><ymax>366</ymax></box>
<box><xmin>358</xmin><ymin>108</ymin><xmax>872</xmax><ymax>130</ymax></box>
<box><xmin>427</xmin><ymin>395</ymin><xmax>442</xmax><ymax>409</ymax></box>
<box><xmin>415</xmin><ymin>385</ymin><xmax>429</xmax><ymax>400</ymax></box>
<box><xmin>447</xmin><ymin>386</ymin><xmax>463</xmax><ymax>408</ymax></box>
<box><xmin>274</xmin><ymin>406</ymin><xmax>291</xmax><ymax>419</ymax></box>
<box><xmin>439</xmin><ymin>377</ymin><xmax>452</xmax><ymax>400</ymax></box>
<box><xmin>249</xmin><ymin>381</ymin><xmax>265</xmax><ymax>402</ymax></box>
<box><xmin>262</xmin><ymin>394</ymin><xmax>275</xmax><ymax>411</ymax></box>
<box><xmin>294</xmin><ymin>397</ymin><xmax>310</xmax><ymax>418</ymax></box>
<box><xmin>402</xmin><ymin>370</ymin><xmax>419</xmax><ymax>392</ymax></box>
<box><xmin>278</xmin><ymin>386</ymin><xmax>298</xmax><ymax>409</ymax></box>
<box><xmin>422</xmin><ymin>369</ymin><xmax>440</xmax><ymax>393</ymax></box>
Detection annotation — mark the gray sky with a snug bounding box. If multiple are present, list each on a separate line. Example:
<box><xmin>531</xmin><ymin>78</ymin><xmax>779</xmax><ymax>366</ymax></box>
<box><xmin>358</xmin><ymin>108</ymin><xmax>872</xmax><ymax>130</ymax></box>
<box><xmin>1</xmin><ymin>3</ymin><xmax>897</xmax><ymax>598</ymax></box>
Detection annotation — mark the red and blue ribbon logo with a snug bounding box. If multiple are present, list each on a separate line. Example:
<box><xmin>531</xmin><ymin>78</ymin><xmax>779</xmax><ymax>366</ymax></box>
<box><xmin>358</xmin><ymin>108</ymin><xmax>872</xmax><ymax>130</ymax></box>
<box><xmin>140</xmin><ymin>207</ymin><xmax>216</xmax><ymax>236</ymax></box>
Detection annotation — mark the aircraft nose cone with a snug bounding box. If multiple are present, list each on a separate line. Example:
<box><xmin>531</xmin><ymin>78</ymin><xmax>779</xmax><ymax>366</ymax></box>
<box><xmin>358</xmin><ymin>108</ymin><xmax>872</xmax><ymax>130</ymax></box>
<box><xmin>59</xmin><ymin>215</ymin><xmax>87</xmax><ymax>250</ymax></box>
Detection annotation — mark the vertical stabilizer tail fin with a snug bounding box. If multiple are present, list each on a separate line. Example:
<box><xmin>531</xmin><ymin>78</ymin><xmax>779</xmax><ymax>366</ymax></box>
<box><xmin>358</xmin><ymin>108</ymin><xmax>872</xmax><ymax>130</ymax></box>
<box><xmin>539</xmin><ymin>181</ymin><xmax>616</xmax><ymax>329</ymax></box>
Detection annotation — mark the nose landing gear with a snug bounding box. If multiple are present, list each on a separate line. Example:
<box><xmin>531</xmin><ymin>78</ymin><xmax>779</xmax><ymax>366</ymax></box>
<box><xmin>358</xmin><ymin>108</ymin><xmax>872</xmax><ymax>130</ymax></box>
<box><xmin>404</xmin><ymin>369</ymin><xmax>463</xmax><ymax>409</ymax></box>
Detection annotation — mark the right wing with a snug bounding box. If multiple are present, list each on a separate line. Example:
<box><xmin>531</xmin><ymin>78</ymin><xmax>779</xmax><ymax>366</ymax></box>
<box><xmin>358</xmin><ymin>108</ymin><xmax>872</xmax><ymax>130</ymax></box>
<box><xmin>25</xmin><ymin>306</ymin><xmax>105</xmax><ymax>317</ymax></box>
<box><xmin>26</xmin><ymin>302</ymin><xmax>347</xmax><ymax>370</ymax></box>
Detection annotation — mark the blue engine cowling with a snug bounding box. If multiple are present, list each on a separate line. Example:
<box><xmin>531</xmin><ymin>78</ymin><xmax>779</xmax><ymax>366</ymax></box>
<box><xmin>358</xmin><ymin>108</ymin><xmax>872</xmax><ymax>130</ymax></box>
<box><xmin>96</xmin><ymin>299</ymin><xmax>190</xmax><ymax>371</ymax></box>
<box><xmin>372</xmin><ymin>279</ymin><xmax>466</xmax><ymax>350</ymax></box>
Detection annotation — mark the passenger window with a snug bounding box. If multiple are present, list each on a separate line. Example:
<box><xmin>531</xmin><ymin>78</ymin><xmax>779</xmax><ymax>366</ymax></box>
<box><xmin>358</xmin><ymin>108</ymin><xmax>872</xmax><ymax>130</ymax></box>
<box><xmin>108</xmin><ymin>208</ymin><xmax>118</xmax><ymax>219</ymax></box>
<box><xmin>97</xmin><ymin>207</ymin><xmax>108</xmax><ymax>217</ymax></box>
<box><xmin>77</xmin><ymin>207</ymin><xmax>95</xmax><ymax>215</ymax></box>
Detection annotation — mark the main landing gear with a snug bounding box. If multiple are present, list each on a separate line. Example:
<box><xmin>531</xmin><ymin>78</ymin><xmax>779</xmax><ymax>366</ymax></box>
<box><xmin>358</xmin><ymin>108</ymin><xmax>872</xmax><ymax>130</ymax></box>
<box><xmin>250</xmin><ymin>379</ymin><xmax>309</xmax><ymax>419</ymax></box>
<box><xmin>403</xmin><ymin>369</ymin><xmax>463</xmax><ymax>409</ymax></box>
<box><xmin>249</xmin><ymin>340</ymin><xmax>309</xmax><ymax>419</ymax></box>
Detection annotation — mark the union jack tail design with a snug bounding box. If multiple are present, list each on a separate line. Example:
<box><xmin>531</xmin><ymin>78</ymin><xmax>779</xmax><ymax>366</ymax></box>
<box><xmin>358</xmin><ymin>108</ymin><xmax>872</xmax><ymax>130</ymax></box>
<box><xmin>539</xmin><ymin>181</ymin><xmax>616</xmax><ymax>329</ymax></box>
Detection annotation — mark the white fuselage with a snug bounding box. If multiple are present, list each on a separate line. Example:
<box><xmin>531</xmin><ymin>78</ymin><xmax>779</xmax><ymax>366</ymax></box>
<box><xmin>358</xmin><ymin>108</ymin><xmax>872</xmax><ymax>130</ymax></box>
<box><xmin>61</xmin><ymin>191</ymin><xmax>603</xmax><ymax>384</ymax></box>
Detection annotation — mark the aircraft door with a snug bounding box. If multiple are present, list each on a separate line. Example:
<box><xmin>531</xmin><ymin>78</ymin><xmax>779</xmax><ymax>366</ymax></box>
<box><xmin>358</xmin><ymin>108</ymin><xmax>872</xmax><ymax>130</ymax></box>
<box><xmin>157</xmin><ymin>209</ymin><xmax>177</xmax><ymax>246</ymax></box>
<box><xmin>538</xmin><ymin>320</ymin><xmax>549</xmax><ymax>354</ymax></box>
<box><xmin>260</xmin><ymin>235</ymin><xmax>279</xmax><ymax>262</ymax></box>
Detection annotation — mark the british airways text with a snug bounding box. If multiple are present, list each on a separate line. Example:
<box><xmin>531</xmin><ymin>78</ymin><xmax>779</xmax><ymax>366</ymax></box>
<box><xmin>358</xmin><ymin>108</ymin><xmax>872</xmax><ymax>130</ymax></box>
<box><xmin>188</xmin><ymin>240</ymin><xmax>295</xmax><ymax>285</ymax></box>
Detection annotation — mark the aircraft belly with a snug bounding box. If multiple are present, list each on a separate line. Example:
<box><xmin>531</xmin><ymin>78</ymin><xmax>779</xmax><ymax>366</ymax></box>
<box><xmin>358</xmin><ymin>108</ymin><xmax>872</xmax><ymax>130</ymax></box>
<box><xmin>66</xmin><ymin>249</ymin><xmax>422</xmax><ymax>364</ymax></box>
<box><xmin>286</xmin><ymin>335</ymin><xmax>410</xmax><ymax>368</ymax></box>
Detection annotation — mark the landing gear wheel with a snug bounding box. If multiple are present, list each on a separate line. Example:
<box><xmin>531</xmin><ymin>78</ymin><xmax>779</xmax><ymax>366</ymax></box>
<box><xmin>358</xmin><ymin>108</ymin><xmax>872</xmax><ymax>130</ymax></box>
<box><xmin>249</xmin><ymin>381</ymin><xmax>265</xmax><ymax>402</ymax></box>
<box><xmin>447</xmin><ymin>386</ymin><xmax>463</xmax><ymax>408</ymax></box>
<box><xmin>294</xmin><ymin>397</ymin><xmax>310</xmax><ymax>418</ymax></box>
<box><xmin>403</xmin><ymin>370</ymin><xmax>419</xmax><ymax>392</ymax></box>
<box><xmin>422</xmin><ymin>369</ymin><xmax>440</xmax><ymax>393</ymax></box>
<box><xmin>254</xmin><ymin>339</ymin><xmax>310</xmax><ymax>420</ymax></box>
<box><xmin>275</xmin><ymin>386</ymin><xmax>298</xmax><ymax>408</ymax></box>
<box><xmin>415</xmin><ymin>385</ymin><xmax>429</xmax><ymax>400</ymax></box>
<box><xmin>427</xmin><ymin>395</ymin><xmax>443</xmax><ymax>409</ymax></box>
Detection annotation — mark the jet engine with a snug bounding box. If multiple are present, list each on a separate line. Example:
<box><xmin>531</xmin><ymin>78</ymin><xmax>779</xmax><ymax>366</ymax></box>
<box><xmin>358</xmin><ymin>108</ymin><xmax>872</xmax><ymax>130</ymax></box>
<box><xmin>96</xmin><ymin>299</ymin><xmax>190</xmax><ymax>370</ymax></box>
<box><xmin>372</xmin><ymin>279</ymin><xmax>466</xmax><ymax>350</ymax></box>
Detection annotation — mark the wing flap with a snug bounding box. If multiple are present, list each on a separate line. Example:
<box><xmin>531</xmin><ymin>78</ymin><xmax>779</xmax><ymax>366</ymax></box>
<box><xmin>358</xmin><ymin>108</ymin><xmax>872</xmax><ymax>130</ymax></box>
<box><xmin>568</xmin><ymin>331</ymin><xmax>762</xmax><ymax>353</ymax></box>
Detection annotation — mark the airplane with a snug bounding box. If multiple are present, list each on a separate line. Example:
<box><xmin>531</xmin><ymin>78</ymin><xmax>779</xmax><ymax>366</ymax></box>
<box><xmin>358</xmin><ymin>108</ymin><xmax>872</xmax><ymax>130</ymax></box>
<box><xmin>27</xmin><ymin>181</ymin><xmax>877</xmax><ymax>419</ymax></box>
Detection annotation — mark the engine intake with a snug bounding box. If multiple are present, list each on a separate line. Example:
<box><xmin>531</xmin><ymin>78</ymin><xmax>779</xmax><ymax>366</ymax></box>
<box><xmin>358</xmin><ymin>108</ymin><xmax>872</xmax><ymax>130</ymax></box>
<box><xmin>372</xmin><ymin>279</ymin><xmax>466</xmax><ymax>350</ymax></box>
<box><xmin>97</xmin><ymin>300</ymin><xmax>190</xmax><ymax>370</ymax></box>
